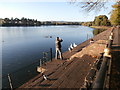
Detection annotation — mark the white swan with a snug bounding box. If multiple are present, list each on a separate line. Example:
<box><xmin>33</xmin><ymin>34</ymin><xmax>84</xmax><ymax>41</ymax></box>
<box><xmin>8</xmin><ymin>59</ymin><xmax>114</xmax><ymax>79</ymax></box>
<box><xmin>68</xmin><ymin>47</ymin><xmax>72</xmax><ymax>51</ymax></box>
<box><xmin>70</xmin><ymin>43</ymin><xmax>74</xmax><ymax>49</ymax></box>
<box><xmin>73</xmin><ymin>43</ymin><xmax>77</xmax><ymax>47</ymax></box>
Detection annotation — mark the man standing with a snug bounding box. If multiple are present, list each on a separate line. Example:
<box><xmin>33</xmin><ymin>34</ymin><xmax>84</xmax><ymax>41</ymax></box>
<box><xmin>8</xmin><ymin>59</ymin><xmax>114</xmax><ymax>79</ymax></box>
<box><xmin>55</xmin><ymin>37</ymin><xmax>63</xmax><ymax>60</ymax></box>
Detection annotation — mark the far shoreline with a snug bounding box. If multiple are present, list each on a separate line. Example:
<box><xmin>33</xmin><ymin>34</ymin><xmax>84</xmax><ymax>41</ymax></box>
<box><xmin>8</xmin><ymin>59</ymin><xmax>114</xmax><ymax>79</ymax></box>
<box><xmin>0</xmin><ymin>24</ymin><xmax>82</xmax><ymax>27</ymax></box>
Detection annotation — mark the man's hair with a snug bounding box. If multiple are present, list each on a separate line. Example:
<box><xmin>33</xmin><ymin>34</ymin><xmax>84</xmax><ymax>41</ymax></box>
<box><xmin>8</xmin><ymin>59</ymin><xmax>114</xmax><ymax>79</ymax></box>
<box><xmin>56</xmin><ymin>37</ymin><xmax>59</xmax><ymax>40</ymax></box>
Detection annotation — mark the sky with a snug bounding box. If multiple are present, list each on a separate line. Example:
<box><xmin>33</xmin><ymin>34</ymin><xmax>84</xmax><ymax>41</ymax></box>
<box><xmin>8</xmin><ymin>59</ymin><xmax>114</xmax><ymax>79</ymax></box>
<box><xmin>0</xmin><ymin>1</ymin><xmax>115</xmax><ymax>22</ymax></box>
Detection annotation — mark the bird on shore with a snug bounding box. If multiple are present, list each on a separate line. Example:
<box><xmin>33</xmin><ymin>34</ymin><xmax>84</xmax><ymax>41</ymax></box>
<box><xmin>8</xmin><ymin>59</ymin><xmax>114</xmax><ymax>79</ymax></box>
<box><xmin>68</xmin><ymin>43</ymin><xmax>74</xmax><ymax>52</ymax></box>
<box><xmin>73</xmin><ymin>43</ymin><xmax>77</xmax><ymax>47</ymax></box>
<box><xmin>42</xmin><ymin>74</ymin><xmax>48</xmax><ymax>80</ymax></box>
<box><xmin>68</xmin><ymin>47</ymin><xmax>72</xmax><ymax>52</ymax></box>
<box><xmin>70</xmin><ymin>43</ymin><xmax>74</xmax><ymax>49</ymax></box>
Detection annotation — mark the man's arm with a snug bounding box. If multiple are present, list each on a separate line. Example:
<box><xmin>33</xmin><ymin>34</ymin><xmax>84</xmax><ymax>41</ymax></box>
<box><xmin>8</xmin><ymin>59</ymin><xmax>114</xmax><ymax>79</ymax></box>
<box><xmin>59</xmin><ymin>38</ymin><xmax>63</xmax><ymax>42</ymax></box>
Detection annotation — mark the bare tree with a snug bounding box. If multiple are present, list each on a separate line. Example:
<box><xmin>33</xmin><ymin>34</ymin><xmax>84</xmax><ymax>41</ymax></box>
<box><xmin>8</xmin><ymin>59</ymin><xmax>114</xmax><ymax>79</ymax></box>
<box><xmin>69</xmin><ymin>0</ymin><xmax>119</xmax><ymax>12</ymax></box>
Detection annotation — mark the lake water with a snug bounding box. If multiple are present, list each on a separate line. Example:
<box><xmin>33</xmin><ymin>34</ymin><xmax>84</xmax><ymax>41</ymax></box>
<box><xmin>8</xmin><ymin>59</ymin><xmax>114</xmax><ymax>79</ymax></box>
<box><xmin>1</xmin><ymin>25</ymin><xmax>94</xmax><ymax>88</ymax></box>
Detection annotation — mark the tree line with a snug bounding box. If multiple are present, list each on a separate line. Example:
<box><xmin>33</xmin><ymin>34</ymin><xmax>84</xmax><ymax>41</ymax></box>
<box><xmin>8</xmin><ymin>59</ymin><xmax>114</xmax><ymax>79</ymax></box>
<box><xmin>0</xmin><ymin>17</ymin><xmax>82</xmax><ymax>26</ymax></box>
<box><xmin>0</xmin><ymin>2</ymin><xmax>119</xmax><ymax>27</ymax></box>
<box><xmin>81</xmin><ymin>15</ymin><xmax>111</xmax><ymax>26</ymax></box>
<box><xmin>82</xmin><ymin>2</ymin><xmax>120</xmax><ymax>26</ymax></box>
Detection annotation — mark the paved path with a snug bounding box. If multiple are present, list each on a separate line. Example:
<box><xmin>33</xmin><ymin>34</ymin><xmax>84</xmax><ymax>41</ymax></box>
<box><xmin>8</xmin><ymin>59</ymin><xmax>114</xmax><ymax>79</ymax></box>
<box><xmin>110</xmin><ymin>27</ymin><xmax>120</xmax><ymax>88</ymax></box>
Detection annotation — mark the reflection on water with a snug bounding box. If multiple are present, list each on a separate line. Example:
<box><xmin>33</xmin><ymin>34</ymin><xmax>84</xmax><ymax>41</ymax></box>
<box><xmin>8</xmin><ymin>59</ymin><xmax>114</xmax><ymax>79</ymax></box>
<box><xmin>93</xmin><ymin>29</ymin><xmax>106</xmax><ymax>36</ymax></box>
<box><xmin>2</xmin><ymin>26</ymin><xmax>94</xmax><ymax>88</ymax></box>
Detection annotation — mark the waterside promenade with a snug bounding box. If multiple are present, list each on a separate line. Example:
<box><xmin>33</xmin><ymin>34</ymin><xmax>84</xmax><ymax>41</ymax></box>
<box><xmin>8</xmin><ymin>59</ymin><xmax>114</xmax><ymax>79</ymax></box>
<box><xmin>19</xmin><ymin>27</ymin><xmax>119</xmax><ymax>89</ymax></box>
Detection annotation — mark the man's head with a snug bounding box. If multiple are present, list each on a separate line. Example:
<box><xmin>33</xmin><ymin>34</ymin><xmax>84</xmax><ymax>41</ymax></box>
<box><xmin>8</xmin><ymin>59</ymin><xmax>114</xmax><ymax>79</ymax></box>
<box><xmin>56</xmin><ymin>37</ymin><xmax>59</xmax><ymax>40</ymax></box>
